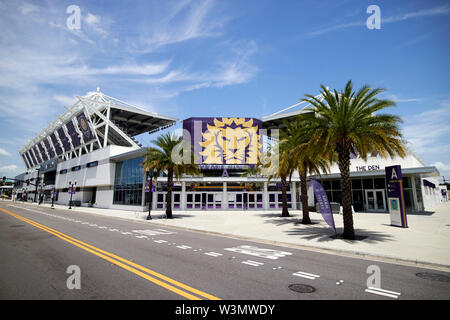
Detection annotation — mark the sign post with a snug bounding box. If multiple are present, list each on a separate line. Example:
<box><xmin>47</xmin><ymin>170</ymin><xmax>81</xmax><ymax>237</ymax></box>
<box><xmin>385</xmin><ymin>165</ymin><xmax>408</xmax><ymax>228</ymax></box>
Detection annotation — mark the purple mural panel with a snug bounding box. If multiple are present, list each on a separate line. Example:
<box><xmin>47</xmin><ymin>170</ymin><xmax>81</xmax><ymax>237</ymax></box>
<box><xmin>33</xmin><ymin>146</ymin><xmax>42</xmax><ymax>164</ymax></box>
<box><xmin>66</xmin><ymin>120</ymin><xmax>81</xmax><ymax>148</ymax></box>
<box><xmin>44</xmin><ymin>139</ymin><xmax>55</xmax><ymax>159</ymax></box>
<box><xmin>25</xmin><ymin>151</ymin><xmax>34</xmax><ymax>167</ymax></box>
<box><xmin>38</xmin><ymin>142</ymin><xmax>48</xmax><ymax>162</ymax></box>
<box><xmin>182</xmin><ymin>117</ymin><xmax>262</xmax><ymax>166</ymax></box>
<box><xmin>57</xmin><ymin>127</ymin><xmax>71</xmax><ymax>152</ymax></box>
<box><xmin>21</xmin><ymin>154</ymin><xmax>30</xmax><ymax>169</ymax></box>
<box><xmin>50</xmin><ymin>133</ymin><xmax>63</xmax><ymax>156</ymax></box>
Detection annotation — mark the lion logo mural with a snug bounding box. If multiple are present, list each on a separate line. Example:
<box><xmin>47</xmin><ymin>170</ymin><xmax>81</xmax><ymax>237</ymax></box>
<box><xmin>200</xmin><ymin>118</ymin><xmax>261</xmax><ymax>165</ymax></box>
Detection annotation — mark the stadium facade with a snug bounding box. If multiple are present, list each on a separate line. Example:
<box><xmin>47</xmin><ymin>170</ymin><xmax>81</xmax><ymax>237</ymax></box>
<box><xmin>13</xmin><ymin>89</ymin><xmax>443</xmax><ymax>213</ymax></box>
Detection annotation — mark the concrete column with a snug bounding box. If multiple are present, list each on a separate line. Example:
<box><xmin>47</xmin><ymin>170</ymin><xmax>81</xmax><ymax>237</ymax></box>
<box><xmin>263</xmin><ymin>181</ymin><xmax>268</xmax><ymax>210</ymax></box>
<box><xmin>222</xmin><ymin>182</ymin><xmax>227</xmax><ymax>210</ymax></box>
<box><xmin>411</xmin><ymin>176</ymin><xmax>418</xmax><ymax>212</ymax></box>
<box><xmin>181</xmin><ymin>181</ymin><xmax>186</xmax><ymax>210</ymax></box>
<box><xmin>152</xmin><ymin>189</ymin><xmax>157</xmax><ymax>210</ymax></box>
<box><xmin>291</xmin><ymin>181</ymin><xmax>297</xmax><ymax>210</ymax></box>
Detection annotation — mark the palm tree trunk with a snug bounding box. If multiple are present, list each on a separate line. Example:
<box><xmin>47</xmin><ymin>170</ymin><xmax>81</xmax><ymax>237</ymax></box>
<box><xmin>300</xmin><ymin>169</ymin><xmax>311</xmax><ymax>224</ymax></box>
<box><xmin>338</xmin><ymin>145</ymin><xmax>354</xmax><ymax>239</ymax></box>
<box><xmin>166</xmin><ymin>167</ymin><xmax>173</xmax><ymax>219</ymax></box>
<box><xmin>280</xmin><ymin>175</ymin><xmax>289</xmax><ymax>217</ymax></box>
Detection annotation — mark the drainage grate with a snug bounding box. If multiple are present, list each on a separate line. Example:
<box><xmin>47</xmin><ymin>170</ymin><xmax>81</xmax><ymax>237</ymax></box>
<box><xmin>288</xmin><ymin>284</ymin><xmax>315</xmax><ymax>293</ymax></box>
<box><xmin>416</xmin><ymin>272</ymin><xmax>450</xmax><ymax>282</ymax></box>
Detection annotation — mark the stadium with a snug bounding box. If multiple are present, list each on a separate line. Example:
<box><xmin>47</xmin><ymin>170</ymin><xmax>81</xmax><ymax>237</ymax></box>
<box><xmin>13</xmin><ymin>89</ymin><xmax>442</xmax><ymax>213</ymax></box>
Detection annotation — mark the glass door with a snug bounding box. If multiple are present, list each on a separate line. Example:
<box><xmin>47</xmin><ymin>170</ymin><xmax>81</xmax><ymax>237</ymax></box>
<box><xmin>365</xmin><ymin>189</ymin><xmax>386</xmax><ymax>212</ymax></box>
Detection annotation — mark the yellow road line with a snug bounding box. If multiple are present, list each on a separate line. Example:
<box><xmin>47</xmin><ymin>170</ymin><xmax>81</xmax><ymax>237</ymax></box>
<box><xmin>0</xmin><ymin>207</ymin><xmax>220</xmax><ymax>300</ymax></box>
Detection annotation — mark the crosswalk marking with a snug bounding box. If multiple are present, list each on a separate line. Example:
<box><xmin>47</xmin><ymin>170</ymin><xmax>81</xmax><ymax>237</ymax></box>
<box><xmin>204</xmin><ymin>252</ymin><xmax>222</xmax><ymax>257</ymax></box>
<box><xmin>154</xmin><ymin>240</ymin><xmax>167</xmax><ymax>243</ymax></box>
<box><xmin>365</xmin><ymin>287</ymin><xmax>400</xmax><ymax>299</ymax></box>
<box><xmin>224</xmin><ymin>245</ymin><xmax>292</xmax><ymax>260</ymax></box>
<box><xmin>292</xmin><ymin>271</ymin><xmax>320</xmax><ymax>280</ymax></box>
<box><xmin>176</xmin><ymin>245</ymin><xmax>192</xmax><ymax>250</ymax></box>
<box><xmin>242</xmin><ymin>260</ymin><xmax>264</xmax><ymax>267</ymax></box>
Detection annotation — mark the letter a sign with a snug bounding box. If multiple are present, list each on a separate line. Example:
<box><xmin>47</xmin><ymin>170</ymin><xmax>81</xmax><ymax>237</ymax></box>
<box><xmin>385</xmin><ymin>165</ymin><xmax>408</xmax><ymax>228</ymax></box>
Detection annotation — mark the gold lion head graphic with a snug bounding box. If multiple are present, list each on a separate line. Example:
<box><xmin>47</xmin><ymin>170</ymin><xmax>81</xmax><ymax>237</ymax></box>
<box><xmin>200</xmin><ymin>118</ymin><xmax>261</xmax><ymax>164</ymax></box>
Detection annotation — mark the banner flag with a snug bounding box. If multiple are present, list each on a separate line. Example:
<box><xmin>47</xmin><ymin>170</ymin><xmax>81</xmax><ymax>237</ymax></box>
<box><xmin>77</xmin><ymin>112</ymin><xmax>95</xmax><ymax>143</ymax></box>
<box><xmin>311</xmin><ymin>179</ymin><xmax>336</xmax><ymax>234</ymax></box>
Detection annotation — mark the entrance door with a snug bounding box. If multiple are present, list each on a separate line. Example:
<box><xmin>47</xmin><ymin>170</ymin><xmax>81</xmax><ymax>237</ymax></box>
<box><xmin>365</xmin><ymin>189</ymin><xmax>386</xmax><ymax>212</ymax></box>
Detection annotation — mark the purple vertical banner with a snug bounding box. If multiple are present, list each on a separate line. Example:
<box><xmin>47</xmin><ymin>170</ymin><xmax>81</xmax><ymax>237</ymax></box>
<box><xmin>144</xmin><ymin>180</ymin><xmax>150</xmax><ymax>193</ymax></box>
<box><xmin>77</xmin><ymin>112</ymin><xmax>94</xmax><ymax>142</ymax></box>
<box><xmin>385</xmin><ymin>165</ymin><xmax>407</xmax><ymax>228</ymax></box>
<box><xmin>311</xmin><ymin>179</ymin><xmax>336</xmax><ymax>234</ymax></box>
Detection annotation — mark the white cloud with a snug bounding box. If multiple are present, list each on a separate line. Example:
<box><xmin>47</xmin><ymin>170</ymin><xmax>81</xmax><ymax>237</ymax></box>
<box><xmin>386</xmin><ymin>94</ymin><xmax>420</xmax><ymax>103</ymax></box>
<box><xmin>307</xmin><ymin>5</ymin><xmax>450</xmax><ymax>37</ymax></box>
<box><xmin>138</xmin><ymin>0</ymin><xmax>228</xmax><ymax>52</ymax></box>
<box><xmin>431</xmin><ymin>162</ymin><xmax>450</xmax><ymax>178</ymax></box>
<box><xmin>0</xmin><ymin>165</ymin><xmax>18</xmax><ymax>171</ymax></box>
<box><xmin>84</xmin><ymin>13</ymin><xmax>108</xmax><ymax>38</ymax></box>
<box><xmin>20</xmin><ymin>3</ymin><xmax>39</xmax><ymax>15</ymax></box>
<box><xmin>53</xmin><ymin>94</ymin><xmax>76</xmax><ymax>106</ymax></box>
<box><xmin>0</xmin><ymin>148</ymin><xmax>12</xmax><ymax>156</ymax></box>
<box><xmin>402</xmin><ymin>100</ymin><xmax>450</xmax><ymax>159</ymax></box>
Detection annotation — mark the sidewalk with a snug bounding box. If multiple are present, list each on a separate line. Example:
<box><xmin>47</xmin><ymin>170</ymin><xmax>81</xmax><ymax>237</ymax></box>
<box><xmin>8</xmin><ymin>199</ymin><xmax>450</xmax><ymax>271</ymax></box>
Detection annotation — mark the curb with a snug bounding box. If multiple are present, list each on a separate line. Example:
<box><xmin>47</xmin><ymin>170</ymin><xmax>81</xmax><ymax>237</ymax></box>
<box><xmin>8</xmin><ymin>201</ymin><xmax>450</xmax><ymax>273</ymax></box>
<box><xmin>145</xmin><ymin>221</ymin><xmax>450</xmax><ymax>273</ymax></box>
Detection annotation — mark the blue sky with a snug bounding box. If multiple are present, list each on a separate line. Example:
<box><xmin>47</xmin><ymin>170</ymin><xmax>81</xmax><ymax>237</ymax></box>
<box><xmin>0</xmin><ymin>0</ymin><xmax>450</xmax><ymax>181</ymax></box>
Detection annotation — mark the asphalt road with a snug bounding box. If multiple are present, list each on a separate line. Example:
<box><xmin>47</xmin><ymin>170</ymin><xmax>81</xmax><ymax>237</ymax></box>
<box><xmin>0</xmin><ymin>201</ymin><xmax>449</xmax><ymax>300</ymax></box>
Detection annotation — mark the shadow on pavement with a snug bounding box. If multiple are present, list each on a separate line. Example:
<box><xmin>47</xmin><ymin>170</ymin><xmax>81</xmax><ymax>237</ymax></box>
<box><xmin>284</xmin><ymin>226</ymin><xmax>394</xmax><ymax>243</ymax></box>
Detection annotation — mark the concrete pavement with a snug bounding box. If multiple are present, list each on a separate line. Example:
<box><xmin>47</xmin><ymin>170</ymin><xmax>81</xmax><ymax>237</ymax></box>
<box><xmin>5</xmin><ymin>199</ymin><xmax>450</xmax><ymax>270</ymax></box>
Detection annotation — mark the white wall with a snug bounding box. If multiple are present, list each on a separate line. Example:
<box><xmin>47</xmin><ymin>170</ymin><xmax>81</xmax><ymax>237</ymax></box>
<box><xmin>327</xmin><ymin>152</ymin><xmax>425</xmax><ymax>174</ymax></box>
<box><xmin>55</xmin><ymin>145</ymin><xmax>135</xmax><ymax>189</ymax></box>
<box><xmin>421</xmin><ymin>176</ymin><xmax>442</xmax><ymax>211</ymax></box>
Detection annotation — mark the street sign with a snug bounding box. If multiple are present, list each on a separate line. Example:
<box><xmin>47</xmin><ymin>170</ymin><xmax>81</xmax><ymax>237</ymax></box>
<box><xmin>385</xmin><ymin>165</ymin><xmax>407</xmax><ymax>228</ymax></box>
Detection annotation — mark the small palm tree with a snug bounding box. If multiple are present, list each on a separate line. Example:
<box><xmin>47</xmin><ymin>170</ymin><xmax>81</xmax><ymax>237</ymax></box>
<box><xmin>286</xmin><ymin>118</ymin><xmax>332</xmax><ymax>224</ymax></box>
<box><xmin>302</xmin><ymin>80</ymin><xmax>406</xmax><ymax>239</ymax></box>
<box><xmin>143</xmin><ymin>132</ymin><xmax>199</xmax><ymax>219</ymax></box>
<box><xmin>266</xmin><ymin>130</ymin><xmax>298</xmax><ymax>217</ymax></box>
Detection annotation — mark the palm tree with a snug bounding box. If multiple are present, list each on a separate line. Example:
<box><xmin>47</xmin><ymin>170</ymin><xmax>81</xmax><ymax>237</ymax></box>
<box><xmin>266</xmin><ymin>129</ymin><xmax>299</xmax><ymax>217</ymax></box>
<box><xmin>302</xmin><ymin>80</ymin><xmax>406</xmax><ymax>239</ymax></box>
<box><xmin>142</xmin><ymin>132</ymin><xmax>199</xmax><ymax>219</ymax></box>
<box><xmin>287</xmin><ymin>118</ymin><xmax>332</xmax><ymax>224</ymax></box>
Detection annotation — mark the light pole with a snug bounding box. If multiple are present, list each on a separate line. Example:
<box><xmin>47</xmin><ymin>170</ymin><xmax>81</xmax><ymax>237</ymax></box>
<box><xmin>51</xmin><ymin>187</ymin><xmax>55</xmax><ymax>209</ymax></box>
<box><xmin>38</xmin><ymin>182</ymin><xmax>44</xmax><ymax>205</ymax></box>
<box><xmin>146</xmin><ymin>169</ymin><xmax>156</xmax><ymax>220</ymax></box>
<box><xmin>68</xmin><ymin>181</ymin><xmax>76</xmax><ymax>209</ymax></box>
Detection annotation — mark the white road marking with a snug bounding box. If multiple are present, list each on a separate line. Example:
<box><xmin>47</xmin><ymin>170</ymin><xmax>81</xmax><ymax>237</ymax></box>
<box><xmin>204</xmin><ymin>252</ymin><xmax>222</xmax><ymax>257</ymax></box>
<box><xmin>98</xmin><ymin>226</ymin><xmax>108</xmax><ymax>229</ymax></box>
<box><xmin>242</xmin><ymin>260</ymin><xmax>264</xmax><ymax>267</ymax></box>
<box><xmin>292</xmin><ymin>271</ymin><xmax>320</xmax><ymax>280</ymax></box>
<box><xmin>365</xmin><ymin>287</ymin><xmax>400</xmax><ymax>299</ymax></box>
<box><xmin>176</xmin><ymin>245</ymin><xmax>192</xmax><ymax>250</ymax></box>
<box><xmin>135</xmin><ymin>235</ymin><xmax>148</xmax><ymax>239</ymax></box>
<box><xmin>132</xmin><ymin>229</ymin><xmax>176</xmax><ymax>236</ymax></box>
<box><xmin>154</xmin><ymin>240</ymin><xmax>167</xmax><ymax>243</ymax></box>
<box><xmin>224</xmin><ymin>245</ymin><xmax>292</xmax><ymax>260</ymax></box>
<box><xmin>121</xmin><ymin>232</ymin><xmax>132</xmax><ymax>235</ymax></box>
<box><xmin>89</xmin><ymin>224</ymin><xmax>97</xmax><ymax>227</ymax></box>
<box><xmin>109</xmin><ymin>228</ymin><xmax>119</xmax><ymax>232</ymax></box>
